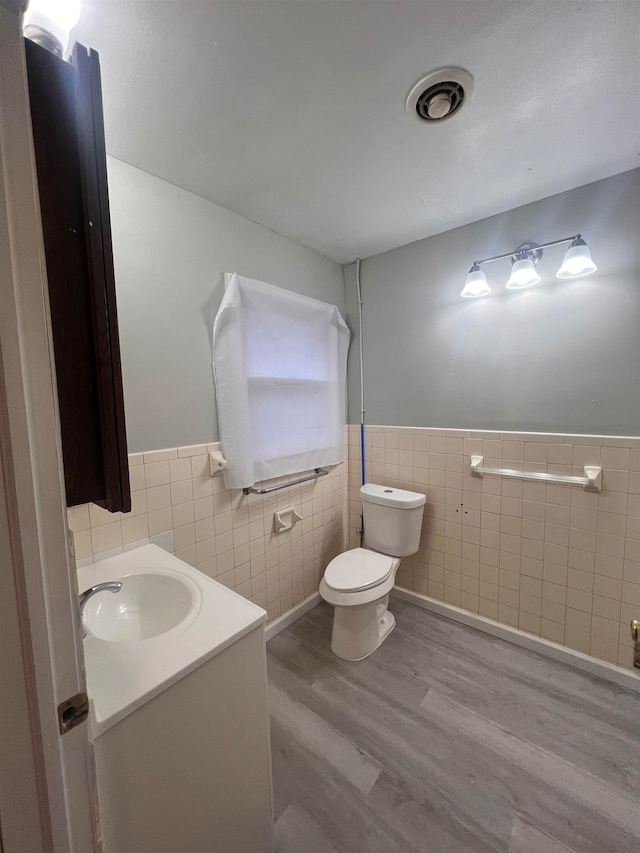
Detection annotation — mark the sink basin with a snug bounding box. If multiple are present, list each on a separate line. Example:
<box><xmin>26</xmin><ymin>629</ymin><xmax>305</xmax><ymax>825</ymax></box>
<box><xmin>78</xmin><ymin>544</ymin><xmax>267</xmax><ymax>736</ymax></box>
<box><xmin>82</xmin><ymin>568</ymin><xmax>201</xmax><ymax>643</ymax></box>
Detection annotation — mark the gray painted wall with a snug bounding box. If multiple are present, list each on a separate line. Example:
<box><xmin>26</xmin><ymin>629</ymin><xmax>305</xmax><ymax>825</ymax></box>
<box><xmin>107</xmin><ymin>156</ymin><xmax>346</xmax><ymax>452</ymax></box>
<box><xmin>345</xmin><ymin>169</ymin><xmax>640</xmax><ymax>436</ymax></box>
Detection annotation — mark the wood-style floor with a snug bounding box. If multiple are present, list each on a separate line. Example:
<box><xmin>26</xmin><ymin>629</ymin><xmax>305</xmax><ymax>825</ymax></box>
<box><xmin>267</xmin><ymin>600</ymin><xmax>640</xmax><ymax>853</ymax></box>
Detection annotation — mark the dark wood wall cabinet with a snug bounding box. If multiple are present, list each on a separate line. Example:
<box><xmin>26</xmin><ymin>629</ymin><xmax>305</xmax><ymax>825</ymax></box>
<box><xmin>25</xmin><ymin>38</ymin><xmax>131</xmax><ymax>512</ymax></box>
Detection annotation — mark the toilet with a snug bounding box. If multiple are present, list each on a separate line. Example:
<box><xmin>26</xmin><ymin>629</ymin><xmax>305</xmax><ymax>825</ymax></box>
<box><xmin>319</xmin><ymin>483</ymin><xmax>426</xmax><ymax>660</ymax></box>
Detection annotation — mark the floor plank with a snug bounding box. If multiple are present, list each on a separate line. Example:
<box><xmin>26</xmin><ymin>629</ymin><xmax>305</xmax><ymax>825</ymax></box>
<box><xmin>267</xmin><ymin>600</ymin><xmax>640</xmax><ymax>853</ymax></box>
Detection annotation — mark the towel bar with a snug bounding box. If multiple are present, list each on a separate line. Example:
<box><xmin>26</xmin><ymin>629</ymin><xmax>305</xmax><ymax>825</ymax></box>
<box><xmin>470</xmin><ymin>456</ymin><xmax>602</xmax><ymax>492</ymax></box>
<box><xmin>243</xmin><ymin>468</ymin><xmax>329</xmax><ymax>495</ymax></box>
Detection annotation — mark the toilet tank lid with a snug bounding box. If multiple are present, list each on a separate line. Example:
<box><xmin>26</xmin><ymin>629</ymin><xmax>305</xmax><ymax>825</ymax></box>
<box><xmin>360</xmin><ymin>483</ymin><xmax>426</xmax><ymax>509</ymax></box>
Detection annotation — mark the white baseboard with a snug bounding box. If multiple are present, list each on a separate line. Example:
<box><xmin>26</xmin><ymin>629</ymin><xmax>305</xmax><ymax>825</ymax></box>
<box><xmin>265</xmin><ymin>592</ymin><xmax>322</xmax><ymax>642</ymax></box>
<box><xmin>393</xmin><ymin>586</ymin><xmax>640</xmax><ymax>693</ymax></box>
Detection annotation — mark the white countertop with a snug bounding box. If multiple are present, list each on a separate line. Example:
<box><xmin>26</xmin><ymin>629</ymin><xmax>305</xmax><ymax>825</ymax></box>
<box><xmin>78</xmin><ymin>545</ymin><xmax>267</xmax><ymax>738</ymax></box>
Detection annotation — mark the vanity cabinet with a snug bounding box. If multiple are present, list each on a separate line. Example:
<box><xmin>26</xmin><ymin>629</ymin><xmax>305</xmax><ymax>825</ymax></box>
<box><xmin>25</xmin><ymin>38</ymin><xmax>130</xmax><ymax>512</ymax></box>
<box><xmin>93</xmin><ymin>625</ymin><xmax>275</xmax><ymax>853</ymax></box>
<box><xmin>82</xmin><ymin>546</ymin><xmax>275</xmax><ymax>853</ymax></box>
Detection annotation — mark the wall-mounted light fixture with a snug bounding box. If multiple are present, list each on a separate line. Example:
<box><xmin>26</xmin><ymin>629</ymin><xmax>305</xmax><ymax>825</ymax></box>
<box><xmin>23</xmin><ymin>0</ymin><xmax>81</xmax><ymax>57</ymax></box>
<box><xmin>461</xmin><ymin>234</ymin><xmax>597</xmax><ymax>298</ymax></box>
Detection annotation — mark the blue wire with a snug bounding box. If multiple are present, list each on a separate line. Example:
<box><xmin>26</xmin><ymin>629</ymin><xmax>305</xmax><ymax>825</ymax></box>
<box><xmin>360</xmin><ymin>421</ymin><xmax>365</xmax><ymax>536</ymax></box>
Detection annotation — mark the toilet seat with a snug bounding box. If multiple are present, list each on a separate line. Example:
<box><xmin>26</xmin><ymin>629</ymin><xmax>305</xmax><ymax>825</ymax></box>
<box><xmin>323</xmin><ymin>548</ymin><xmax>395</xmax><ymax>593</ymax></box>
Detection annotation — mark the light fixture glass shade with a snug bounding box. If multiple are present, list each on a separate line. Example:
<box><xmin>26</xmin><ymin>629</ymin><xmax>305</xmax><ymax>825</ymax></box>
<box><xmin>461</xmin><ymin>264</ymin><xmax>490</xmax><ymax>298</ymax></box>
<box><xmin>505</xmin><ymin>257</ymin><xmax>541</xmax><ymax>289</ymax></box>
<box><xmin>556</xmin><ymin>238</ymin><xmax>597</xmax><ymax>279</ymax></box>
<box><xmin>24</xmin><ymin>0</ymin><xmax>81</xmax><ymax>55</ymax></box>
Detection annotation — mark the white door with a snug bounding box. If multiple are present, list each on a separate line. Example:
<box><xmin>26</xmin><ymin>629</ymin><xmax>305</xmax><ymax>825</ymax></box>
<box><xmin>0</xmin><ymin>4</ymin><xmax>98</xmax><ymax>850</ymax></box>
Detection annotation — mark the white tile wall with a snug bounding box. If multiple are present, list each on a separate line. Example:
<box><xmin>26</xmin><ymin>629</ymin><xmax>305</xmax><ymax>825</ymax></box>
<box><xmin>69</xmin><ymin>439</ymin><xmax>348</xmax><ymax>623</ymax></box>
<box><xmin>348</xmin><ymin>425</ymin><xmax>640</xmax><ymax>673</ymax></box>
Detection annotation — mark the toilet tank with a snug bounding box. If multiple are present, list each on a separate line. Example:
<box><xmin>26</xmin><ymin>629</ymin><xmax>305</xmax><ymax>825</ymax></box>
<box><xmin>361</xmin><ymin>484</ymin><xmax>426</xmax><ymax>557</ymax></box>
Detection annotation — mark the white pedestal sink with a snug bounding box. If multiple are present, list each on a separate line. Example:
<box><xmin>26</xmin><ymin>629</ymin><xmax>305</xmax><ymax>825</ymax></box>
<box><xmin>78</xmin><ymin>545</ymin><xmax>274</xmax><ymax>853</ymax></box>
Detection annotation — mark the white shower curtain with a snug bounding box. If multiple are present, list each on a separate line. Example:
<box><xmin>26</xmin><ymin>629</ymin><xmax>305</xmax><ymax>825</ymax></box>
<box><xmin>212</xmin><ymin>273</ymin><xmax>350</xmax><ymax>490</ymax></box>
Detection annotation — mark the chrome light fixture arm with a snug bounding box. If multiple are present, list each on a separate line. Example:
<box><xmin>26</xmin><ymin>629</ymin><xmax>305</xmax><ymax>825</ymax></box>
<box><xmin>471</xmin><ymin>234</ymin><xmax>582</xmax><ymax>268</ymax></box>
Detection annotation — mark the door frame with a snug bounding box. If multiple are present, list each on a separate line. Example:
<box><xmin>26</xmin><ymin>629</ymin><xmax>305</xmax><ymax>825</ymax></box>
<box><xmin>0</xmin><ymin>3</ymin><xmax>98</xmax><ymax>850</ymax></box>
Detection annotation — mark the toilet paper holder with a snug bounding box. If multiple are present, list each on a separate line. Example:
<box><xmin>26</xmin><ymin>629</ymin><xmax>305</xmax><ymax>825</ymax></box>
<box><xmin>274</xmin><ymin>506</ymin><xmax>302</xmax><ymax>534</ymax></box>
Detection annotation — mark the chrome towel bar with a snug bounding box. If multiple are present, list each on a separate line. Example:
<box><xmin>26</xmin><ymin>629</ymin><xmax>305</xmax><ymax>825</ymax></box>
<box><xmin>470</xmin><ymin>455</ymin><xmax>602</xmax><ymax>492</ymax></box>
<box><xmin>243</xmin><ymin>468</ymin><xmax>329</xmax><ymax>495</ymax></box>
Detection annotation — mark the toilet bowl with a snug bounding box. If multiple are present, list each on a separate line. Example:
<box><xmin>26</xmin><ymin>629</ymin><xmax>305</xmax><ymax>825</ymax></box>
<box><xmin>320</xmin><ymin>484</ymin><xmax>426</xmax><ymax>660</ymax></box>
<box><xmin>319</xmin><ymin>548</ymin><xmax>401</xmax><ymax>660</ymax></box>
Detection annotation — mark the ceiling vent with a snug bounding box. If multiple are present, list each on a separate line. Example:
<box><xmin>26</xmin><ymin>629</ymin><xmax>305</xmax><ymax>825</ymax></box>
<box><xmin>406</xmin><ymin>67</ymin><xmax>473</xmax><ymax>123</ymax></box>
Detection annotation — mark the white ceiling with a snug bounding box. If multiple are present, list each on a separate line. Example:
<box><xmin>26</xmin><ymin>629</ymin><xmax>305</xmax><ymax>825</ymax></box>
<box><xmin>72</xmin><ymin>0</ymin><xmax>640</xmax><ymax>263</ymax></box>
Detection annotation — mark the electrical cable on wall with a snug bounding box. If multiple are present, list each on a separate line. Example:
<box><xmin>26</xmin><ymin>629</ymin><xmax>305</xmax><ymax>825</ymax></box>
<box><xmin>356</xmin><ymin>258</ymin><xmax>365</xmax><ymax>542</ymax></box>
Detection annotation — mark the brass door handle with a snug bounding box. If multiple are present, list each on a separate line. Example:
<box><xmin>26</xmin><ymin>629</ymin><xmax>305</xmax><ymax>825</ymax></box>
<box><xmin>632</xmin><ymin>620</ymin><xmax>640</xmax><ymax>670</ymax></box>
